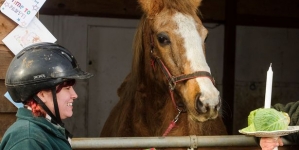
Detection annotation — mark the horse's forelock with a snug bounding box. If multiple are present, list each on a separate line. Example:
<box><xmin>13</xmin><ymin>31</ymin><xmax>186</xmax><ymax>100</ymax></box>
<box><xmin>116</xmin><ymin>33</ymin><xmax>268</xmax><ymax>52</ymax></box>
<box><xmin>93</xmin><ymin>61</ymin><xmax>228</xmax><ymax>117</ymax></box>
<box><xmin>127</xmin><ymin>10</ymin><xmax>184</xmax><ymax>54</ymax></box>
<box><xmin>138</xmin><ymin>0</ymin><xmax>202</xmax><ymax>18</ymax></box>
<box><xmin>163</xmin><ymin>0</ymin><xmax>201</xmax><ymax>15</ymax></box>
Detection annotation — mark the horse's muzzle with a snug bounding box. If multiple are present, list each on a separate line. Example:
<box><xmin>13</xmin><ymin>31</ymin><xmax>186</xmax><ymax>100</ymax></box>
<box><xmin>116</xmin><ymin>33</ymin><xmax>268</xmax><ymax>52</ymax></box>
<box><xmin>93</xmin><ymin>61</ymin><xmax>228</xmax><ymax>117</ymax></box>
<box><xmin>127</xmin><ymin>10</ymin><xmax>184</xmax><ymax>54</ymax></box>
<box><xmin>195</xmin><ymin>94</ymin><xmax>221</xmax><ymax>115</ymax></box>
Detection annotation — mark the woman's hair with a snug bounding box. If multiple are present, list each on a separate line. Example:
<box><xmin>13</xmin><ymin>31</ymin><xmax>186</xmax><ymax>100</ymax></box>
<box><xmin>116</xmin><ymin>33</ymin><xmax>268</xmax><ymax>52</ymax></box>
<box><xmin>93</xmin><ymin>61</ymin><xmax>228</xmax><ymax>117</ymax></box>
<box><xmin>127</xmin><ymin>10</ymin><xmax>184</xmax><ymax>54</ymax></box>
<box><xmin>25</xmin><ymin>79</ymin><xmax>76</xmax><ymax>117</ymax></box>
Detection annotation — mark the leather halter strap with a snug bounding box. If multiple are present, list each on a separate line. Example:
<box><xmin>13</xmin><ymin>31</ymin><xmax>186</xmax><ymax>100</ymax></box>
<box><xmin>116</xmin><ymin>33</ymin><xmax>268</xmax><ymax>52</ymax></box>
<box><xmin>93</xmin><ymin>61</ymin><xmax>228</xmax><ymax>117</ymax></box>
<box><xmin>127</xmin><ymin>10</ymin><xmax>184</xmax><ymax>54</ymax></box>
<box><xmin>149</xmin><ymin>30</ymin><xmax>215</xmax><ymax>90</ymax></box>
<box><xmin>149</xmin><ymin>32</ymin><xmax>215</xmax><ymax>109</ymax></box>
<box><xmin>153</xmin><ymin>56</ymin><xmax>215</xmax><ymax>91</ymax></box>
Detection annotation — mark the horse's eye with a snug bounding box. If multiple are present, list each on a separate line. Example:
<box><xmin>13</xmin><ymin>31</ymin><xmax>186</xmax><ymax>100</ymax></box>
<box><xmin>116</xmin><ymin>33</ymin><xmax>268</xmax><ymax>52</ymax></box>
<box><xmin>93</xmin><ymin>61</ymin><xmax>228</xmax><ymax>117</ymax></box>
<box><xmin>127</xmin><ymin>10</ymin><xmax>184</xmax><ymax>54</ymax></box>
<box><xmin>157</xmin><ymin>33</ymin><xmax>170</xmax><ymax>46</ymax></box>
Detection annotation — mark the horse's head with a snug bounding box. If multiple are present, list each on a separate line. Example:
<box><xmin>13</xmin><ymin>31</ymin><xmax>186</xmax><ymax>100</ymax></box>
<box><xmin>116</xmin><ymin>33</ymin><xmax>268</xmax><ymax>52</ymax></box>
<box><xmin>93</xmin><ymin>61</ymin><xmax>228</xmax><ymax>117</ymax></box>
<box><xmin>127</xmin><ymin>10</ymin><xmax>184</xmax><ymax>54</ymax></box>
<box><xmin>137</xmin><ymin>0</ymin><xmax>221</xmax><ymax>122</ymax></box>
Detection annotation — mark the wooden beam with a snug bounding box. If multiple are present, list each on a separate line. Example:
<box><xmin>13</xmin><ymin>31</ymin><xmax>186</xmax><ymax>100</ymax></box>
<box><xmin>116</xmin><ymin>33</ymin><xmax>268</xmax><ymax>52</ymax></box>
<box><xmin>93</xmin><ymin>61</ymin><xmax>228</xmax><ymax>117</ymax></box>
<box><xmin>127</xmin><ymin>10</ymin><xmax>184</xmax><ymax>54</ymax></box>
<box><xmin>237</xmin><ymin>15</ymin><xmax>299</xmax><ymax>29</ymax></box>
<box><xmin>237</xmin><ymin>0</ymin><xmax>299</xmax><ymax>19</ymax></box>
<box><xmin>40</xmin><ymin>0</ymin><xmax>142</xmax><ymax>19</ymax></box>
<box><xmin>222</xmin><ymin>0</ymin><xmax>237</xmax><ymax>135</ymax></box>
<box><xmin>39</xmin><ymin>0</ymin><xmax>299</xmax><ymax>28</ymax></box>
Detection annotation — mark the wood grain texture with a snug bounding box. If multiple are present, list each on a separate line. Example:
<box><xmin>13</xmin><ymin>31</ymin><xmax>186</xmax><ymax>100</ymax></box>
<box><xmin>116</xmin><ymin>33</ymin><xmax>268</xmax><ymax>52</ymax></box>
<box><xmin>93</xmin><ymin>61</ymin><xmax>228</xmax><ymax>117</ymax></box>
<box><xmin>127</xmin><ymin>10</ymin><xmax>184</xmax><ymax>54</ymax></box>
<box><xmin>0</xmin><ymin>46</ymin><xmax>14</xmax><ymax>79</ymax></box>
<box><xmin>0</xmin><ymin>80</ymin><xmax>17</xmax><ymax>112</ymax></box>
<box><xmin>0</xmin><ymin>0</ymin><xmax>17</xmax><ymax>45</ymax></box>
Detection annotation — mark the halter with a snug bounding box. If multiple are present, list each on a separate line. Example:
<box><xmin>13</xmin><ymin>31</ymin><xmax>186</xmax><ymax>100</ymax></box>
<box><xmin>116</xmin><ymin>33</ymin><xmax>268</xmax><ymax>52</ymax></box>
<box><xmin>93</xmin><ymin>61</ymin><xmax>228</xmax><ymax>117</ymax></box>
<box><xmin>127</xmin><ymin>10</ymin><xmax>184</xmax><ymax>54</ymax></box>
<box><xmin>151</xmin><ymin>55</ymin><xmax>215</xmax><ymax>108</ymax></box>
<box><xmin>153</xmin><ymin>56</ymin><xmax>215</xmax><ymax>90</ymax></box>
<box><xmin>150</xmin><ymin>32</ymin><xmax>216</xmax><ymax>137</ymax></box>
<box><xmin>150</xmin><ymin>33</ymin><xmax>216</xmax><ymax>109</ymax></box>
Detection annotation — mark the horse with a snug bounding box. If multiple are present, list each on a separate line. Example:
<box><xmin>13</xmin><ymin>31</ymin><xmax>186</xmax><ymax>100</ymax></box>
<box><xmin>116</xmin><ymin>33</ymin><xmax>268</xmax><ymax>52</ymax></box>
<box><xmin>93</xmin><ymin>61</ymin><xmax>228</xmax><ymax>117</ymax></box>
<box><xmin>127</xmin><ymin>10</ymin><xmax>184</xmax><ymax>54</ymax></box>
<box><xmin>101</xmin><ymin>0</ymin><xmax>227</xmax><ymax>148</ymax></box>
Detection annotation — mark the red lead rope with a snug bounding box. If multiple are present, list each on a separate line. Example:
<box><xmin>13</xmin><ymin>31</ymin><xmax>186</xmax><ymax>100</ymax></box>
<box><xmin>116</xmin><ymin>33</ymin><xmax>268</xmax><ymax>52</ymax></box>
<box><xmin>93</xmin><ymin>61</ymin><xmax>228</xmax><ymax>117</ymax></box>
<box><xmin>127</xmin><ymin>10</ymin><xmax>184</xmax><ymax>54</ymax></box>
<box><xmin>162</xmin><ymin>121</ymin><xmax>176</xmax><ymax>136</ymax></box>
<box><xmin>162</xmin><ymin>108</ymin><xmax>182</xmax><ymax>136</ymax></box>
<box><xmin>147</xmin><ymin>109</ymin><xmax>182</xmax><ymax>150</ymax></box>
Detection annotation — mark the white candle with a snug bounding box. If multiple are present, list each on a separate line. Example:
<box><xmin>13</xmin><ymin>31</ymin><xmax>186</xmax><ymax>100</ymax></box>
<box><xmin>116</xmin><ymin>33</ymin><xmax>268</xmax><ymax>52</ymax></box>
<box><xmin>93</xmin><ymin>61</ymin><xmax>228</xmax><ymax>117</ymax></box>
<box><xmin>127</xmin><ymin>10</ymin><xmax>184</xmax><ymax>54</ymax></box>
<box><xmin>264</xmin><ymin>63</ymin><xmax>273</xmax><ymax>108</ymax></box>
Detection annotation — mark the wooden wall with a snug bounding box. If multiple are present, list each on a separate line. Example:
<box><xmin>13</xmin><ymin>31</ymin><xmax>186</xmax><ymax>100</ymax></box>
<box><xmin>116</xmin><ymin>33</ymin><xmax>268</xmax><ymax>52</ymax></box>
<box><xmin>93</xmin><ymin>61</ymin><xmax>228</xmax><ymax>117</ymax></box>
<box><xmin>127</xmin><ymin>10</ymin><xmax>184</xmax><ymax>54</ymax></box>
<box><xmin>40</xmin><ymin>0</ymin><xmax>299</xmax><ymax>28</ymax></box>
<box><xmin>0</xmin><ymin>0</ymin><xmax>17</xmax><ymax>138</ymax></box>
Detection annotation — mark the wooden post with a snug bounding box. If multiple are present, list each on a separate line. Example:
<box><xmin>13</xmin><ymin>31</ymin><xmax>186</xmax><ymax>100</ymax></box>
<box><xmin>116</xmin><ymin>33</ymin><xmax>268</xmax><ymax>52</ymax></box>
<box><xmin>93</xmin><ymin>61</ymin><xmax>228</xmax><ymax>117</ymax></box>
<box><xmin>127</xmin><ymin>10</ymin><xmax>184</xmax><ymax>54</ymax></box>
<box><xmin>222</xmin><ymin>0</ymin><xmax>237</xmax><ymax>135</ymax></box>
<box><xmin>0</xmin><ymin>0</ymin><xmax>18</xmax><ymax>138</ymax></box>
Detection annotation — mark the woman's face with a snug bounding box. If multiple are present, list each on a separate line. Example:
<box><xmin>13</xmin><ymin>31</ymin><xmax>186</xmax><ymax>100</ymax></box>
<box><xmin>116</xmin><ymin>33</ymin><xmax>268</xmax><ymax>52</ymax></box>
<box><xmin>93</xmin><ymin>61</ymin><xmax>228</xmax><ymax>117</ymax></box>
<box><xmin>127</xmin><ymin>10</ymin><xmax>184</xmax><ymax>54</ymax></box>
<box><xmin>39</xmin><ymin>84</ymin><xmax>78</xmax><ymax>120</ymax></box>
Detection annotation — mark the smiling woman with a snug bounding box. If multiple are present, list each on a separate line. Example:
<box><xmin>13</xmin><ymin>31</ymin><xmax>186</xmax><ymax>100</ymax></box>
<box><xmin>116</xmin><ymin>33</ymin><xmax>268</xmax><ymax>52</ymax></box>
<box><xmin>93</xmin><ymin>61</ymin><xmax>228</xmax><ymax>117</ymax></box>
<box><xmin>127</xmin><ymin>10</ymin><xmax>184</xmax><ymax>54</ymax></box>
<box><xmin>25</xmin><ymin>79</ymin><xmax>77</xmax><ymax>118</ymax></box>
<box><xmin>0</xmin><ymin>42</ymin><xmax>93</xmax><ymax>150</ymax></box>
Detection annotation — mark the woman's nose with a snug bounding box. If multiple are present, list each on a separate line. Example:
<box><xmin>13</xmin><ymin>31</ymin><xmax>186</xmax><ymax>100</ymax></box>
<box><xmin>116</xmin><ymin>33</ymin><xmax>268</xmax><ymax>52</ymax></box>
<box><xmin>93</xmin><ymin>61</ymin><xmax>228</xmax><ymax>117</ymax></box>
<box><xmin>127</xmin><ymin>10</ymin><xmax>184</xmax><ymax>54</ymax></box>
<box><xmin>70</xmin><ymin>87</ymin><xmax>78</xmax><ymax>99</ymax></box>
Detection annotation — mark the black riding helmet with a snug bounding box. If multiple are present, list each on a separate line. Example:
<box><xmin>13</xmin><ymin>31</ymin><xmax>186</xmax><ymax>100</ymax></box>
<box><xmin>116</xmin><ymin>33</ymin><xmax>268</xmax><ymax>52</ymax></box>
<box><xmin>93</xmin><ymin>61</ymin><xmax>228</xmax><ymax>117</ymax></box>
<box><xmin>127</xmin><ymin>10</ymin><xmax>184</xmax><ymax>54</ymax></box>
<box><xmin>5</xmin><ymin>42</ymin><xmax>93</xmax><ymax>138</ymax></box>
<box><xmin>5</xmin><ymin>42</ymin><xmax>93</xmax><ymax>102</ymax></box>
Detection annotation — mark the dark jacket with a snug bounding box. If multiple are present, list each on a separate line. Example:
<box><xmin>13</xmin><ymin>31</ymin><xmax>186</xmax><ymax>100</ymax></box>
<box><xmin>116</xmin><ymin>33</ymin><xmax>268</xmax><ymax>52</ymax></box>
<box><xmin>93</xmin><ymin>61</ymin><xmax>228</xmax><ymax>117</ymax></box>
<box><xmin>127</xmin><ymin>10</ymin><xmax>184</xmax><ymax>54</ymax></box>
<box><xmin>273</xmin><ymin>101</ymin><xmax>299</xmax><ymax>143</ymax></box>
<box><xmin>0</xmin><ymin>108</ymin><xmax>71</xmax><ymax>150</ymax></box>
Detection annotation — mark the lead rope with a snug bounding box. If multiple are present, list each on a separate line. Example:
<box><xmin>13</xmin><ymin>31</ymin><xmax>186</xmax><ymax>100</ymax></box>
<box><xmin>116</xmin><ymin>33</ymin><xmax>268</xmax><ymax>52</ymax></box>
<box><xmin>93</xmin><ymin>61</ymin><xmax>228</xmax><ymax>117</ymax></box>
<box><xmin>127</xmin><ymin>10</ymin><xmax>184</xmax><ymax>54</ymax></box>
<box><xmin>162</xmin><ymin>108</ymin><xmax>182</xmax><ymax>136</ymax></box>
<box><xmin>146</xmin><ymin>109</ymin><xmax>182</xmax><ymax>150</ymax></box>
<box><xmin>147</xmin><ymin>57</ymin><xmax>183</xmax><ymax>150</ymax></box>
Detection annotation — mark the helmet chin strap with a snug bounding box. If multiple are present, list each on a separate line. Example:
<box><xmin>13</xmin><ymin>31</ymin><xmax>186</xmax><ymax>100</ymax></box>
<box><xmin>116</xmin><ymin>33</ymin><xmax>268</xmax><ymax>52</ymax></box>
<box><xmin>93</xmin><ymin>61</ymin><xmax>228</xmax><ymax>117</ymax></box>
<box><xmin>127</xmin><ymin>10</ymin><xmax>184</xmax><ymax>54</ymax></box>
<box><xmin>33</xmin><ymin>87</ymin><xmax>73</xmax><ymax>138</ymax></box>
<box><xmin>50</xmin><ymin>87</ymin><xmax>62</xmax><ymax>125</ymax></box>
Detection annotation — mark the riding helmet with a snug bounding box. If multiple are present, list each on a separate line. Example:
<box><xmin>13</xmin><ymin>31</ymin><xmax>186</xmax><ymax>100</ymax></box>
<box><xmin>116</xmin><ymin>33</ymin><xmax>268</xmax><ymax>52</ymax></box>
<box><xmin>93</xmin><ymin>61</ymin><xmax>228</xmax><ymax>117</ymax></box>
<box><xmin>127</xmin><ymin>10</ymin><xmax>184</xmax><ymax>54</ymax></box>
<box><xmin>5</xmin><ymin>42</ymin><xmax>93</xmax><ymax>103</ymax></box>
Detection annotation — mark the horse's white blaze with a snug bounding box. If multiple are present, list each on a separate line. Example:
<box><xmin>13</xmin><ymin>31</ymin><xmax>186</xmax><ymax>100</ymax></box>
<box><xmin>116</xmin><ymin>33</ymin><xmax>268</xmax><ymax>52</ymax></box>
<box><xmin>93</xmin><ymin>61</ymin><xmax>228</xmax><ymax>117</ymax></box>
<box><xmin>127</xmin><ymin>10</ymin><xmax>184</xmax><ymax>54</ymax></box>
<box><xmin>173</xmin><ymin>12</ymin><xmax>219</xmax><ymax>106</ymax></box>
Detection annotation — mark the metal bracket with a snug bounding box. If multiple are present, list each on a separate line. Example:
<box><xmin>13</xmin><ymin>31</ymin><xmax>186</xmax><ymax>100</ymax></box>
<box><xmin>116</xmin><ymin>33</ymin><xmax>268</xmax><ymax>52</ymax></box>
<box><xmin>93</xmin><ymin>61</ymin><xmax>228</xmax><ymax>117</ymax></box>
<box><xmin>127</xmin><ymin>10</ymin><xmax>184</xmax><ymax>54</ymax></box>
<box><xmin>189</xmin><ymin>135</ymin><xmax>198</xmax><ymax>149</ymax></box>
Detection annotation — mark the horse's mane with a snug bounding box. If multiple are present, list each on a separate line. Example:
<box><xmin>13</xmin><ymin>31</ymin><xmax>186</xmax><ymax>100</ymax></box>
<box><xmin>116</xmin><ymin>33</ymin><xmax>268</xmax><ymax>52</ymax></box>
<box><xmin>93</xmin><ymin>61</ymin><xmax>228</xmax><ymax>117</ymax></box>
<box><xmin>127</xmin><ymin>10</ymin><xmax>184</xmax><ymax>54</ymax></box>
<box><xmin>131</xmin><ymin>15</ymin><xmax>146</xmax><ymax>83</ymax></box>
<box><xmin>116</xmin><ymin>15</ymin><xmax>148</xmax><ymax>102</ymax></box>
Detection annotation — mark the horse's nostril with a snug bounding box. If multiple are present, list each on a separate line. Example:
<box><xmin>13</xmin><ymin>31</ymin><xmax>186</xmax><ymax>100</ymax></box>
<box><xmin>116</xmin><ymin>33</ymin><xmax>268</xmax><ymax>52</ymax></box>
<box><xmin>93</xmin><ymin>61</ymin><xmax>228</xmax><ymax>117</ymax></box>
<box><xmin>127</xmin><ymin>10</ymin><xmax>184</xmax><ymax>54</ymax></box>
<box><xmin>195</xmin><ymin>94</ymin><xmax>220</xmax><ymax>114</ymax></box>
<box><xmin>195</xmin><ymin>96</ymin><xmax>207</xmax><ymax>113</ymax></box>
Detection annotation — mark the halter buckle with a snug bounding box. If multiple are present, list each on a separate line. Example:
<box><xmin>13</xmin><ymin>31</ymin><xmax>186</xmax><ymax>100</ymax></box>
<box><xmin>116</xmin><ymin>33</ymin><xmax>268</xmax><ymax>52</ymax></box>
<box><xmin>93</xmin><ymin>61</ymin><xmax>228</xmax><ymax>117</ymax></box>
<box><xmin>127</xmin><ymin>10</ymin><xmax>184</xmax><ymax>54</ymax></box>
<box><xmin>168</xmin><ymin>77</ymin><xmax>176</xmax><ymax>90</ymax></box>
<box><xmin>173</xmin><ymin>108</ymin><xmax>182</xmax><ymax>123</ymax></box>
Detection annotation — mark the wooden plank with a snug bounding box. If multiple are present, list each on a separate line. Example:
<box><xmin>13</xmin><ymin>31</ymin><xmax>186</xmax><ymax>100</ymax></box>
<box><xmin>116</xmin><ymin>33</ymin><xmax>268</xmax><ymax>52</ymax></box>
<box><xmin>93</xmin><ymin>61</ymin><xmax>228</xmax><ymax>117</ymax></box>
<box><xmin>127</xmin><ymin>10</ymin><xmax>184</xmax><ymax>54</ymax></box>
<box><xmin>40</xmin><ymin>0</ymin><xmax>141</xmax><ymax>19</ymax></box>
<box><xmin>0</xmin><ymin>0</ymin><xmax>18</xmax><ymax>45</ymax></box>
<box><xmin>0</xmin><ymin>113</ymin><xmax>16</xmax><ymax>138</ymax></box>
<box><xmin>0</xmin><ymin>0</ymin><xmax>16</xmax><ymax>79</ymax></box>
<box><xmin>0</xmin><ymin>45</ymin><xmax>14</xmax><ymax>79</ymax></box>
<box><xmin>0</xmin><ymin>80</ymin><xmax>17</xmax><ymax>112</ymax></box>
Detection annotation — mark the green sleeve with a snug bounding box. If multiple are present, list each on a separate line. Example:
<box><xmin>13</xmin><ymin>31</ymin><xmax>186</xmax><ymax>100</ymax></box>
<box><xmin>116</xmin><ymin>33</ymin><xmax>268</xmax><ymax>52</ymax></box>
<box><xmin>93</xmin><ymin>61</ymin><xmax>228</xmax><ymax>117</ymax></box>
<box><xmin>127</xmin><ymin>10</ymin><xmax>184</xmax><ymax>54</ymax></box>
<box><xmin>272</xmin><ymin>101</ymin><xmax>299</xmax><ymax>143</ymax></box>
<box><xmin>9</xmin><ymin>138</ymin><xmax>50</xmax><ymax>150</ymax></box>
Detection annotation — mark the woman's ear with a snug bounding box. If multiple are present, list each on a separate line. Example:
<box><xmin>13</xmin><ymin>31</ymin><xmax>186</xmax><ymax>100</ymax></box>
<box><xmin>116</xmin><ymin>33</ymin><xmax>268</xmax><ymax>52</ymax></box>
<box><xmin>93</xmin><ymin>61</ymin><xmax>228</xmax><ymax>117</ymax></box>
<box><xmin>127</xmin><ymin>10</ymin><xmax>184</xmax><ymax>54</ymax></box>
<box><xmin>36</xmin><ymin>90</ymin><xmax>50</xmax><ymax>103</ymax></box>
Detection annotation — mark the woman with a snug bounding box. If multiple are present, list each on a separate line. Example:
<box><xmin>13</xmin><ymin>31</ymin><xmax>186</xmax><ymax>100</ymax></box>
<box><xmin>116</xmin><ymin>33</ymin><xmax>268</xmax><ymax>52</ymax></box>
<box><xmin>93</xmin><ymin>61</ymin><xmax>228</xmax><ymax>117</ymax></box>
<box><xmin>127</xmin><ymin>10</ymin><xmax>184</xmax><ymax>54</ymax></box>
<box><xmin>0</xmin><ymin>42</ymin><xmax>93</xmax><ymax>150</ymax></box>
<box><xmin>260</xmin><ymin>101</ymin><xmax>299</xmax><ymax>150</ymax></box>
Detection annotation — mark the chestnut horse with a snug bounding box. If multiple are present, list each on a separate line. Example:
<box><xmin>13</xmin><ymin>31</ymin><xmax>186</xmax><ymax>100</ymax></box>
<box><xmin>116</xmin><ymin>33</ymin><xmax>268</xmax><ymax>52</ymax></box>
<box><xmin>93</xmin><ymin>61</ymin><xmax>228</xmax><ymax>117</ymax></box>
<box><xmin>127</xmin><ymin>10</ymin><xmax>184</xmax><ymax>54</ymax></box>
<box><xmin>101</xmin><ymin>0</ymin><xmax>227</xmax><ymax>148</ymax></box>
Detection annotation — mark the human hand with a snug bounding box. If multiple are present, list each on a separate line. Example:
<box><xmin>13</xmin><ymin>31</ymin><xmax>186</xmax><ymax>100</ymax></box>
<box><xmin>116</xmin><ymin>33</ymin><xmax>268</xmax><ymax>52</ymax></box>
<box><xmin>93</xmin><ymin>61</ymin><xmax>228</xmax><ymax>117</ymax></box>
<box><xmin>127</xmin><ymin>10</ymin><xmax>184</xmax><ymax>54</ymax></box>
<box><xmin>260</xmin><ymin>137</ymin><xmax>283</xmax><ymax>150</ymax></box>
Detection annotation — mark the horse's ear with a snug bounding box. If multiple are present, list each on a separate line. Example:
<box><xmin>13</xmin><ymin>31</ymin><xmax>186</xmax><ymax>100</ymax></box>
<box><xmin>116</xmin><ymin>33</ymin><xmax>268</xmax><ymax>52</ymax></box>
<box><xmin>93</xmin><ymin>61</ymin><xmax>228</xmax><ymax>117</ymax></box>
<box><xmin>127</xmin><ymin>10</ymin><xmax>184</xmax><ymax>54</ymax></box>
<box><xmin>192</xmin><ymin>0</ymin><xmax>202</xmax><ymax>9</ymax></box>
<box><xmin>138</xmin><ymin>0</ymin><xmax>163</xmax><ymax>17</ymax></box>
